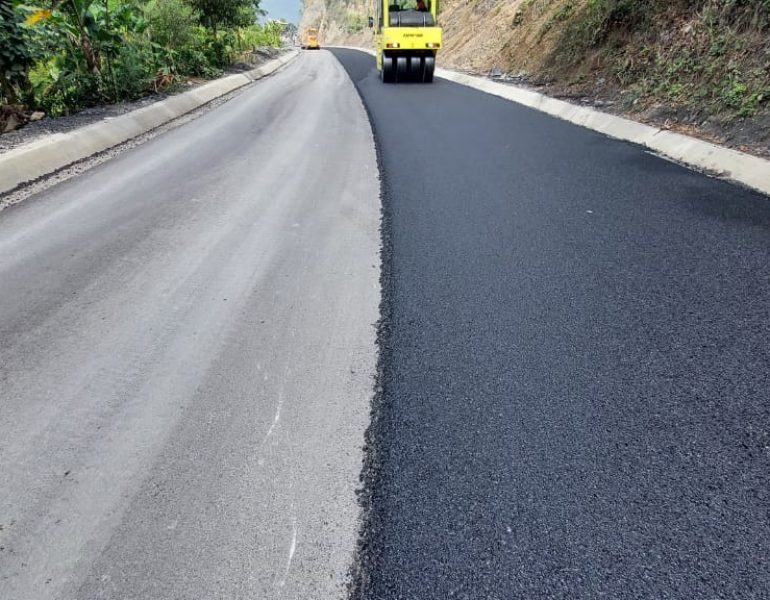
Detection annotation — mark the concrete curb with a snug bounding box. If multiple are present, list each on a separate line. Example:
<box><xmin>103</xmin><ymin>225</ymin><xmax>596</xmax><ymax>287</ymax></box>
<box><xmin>0</xmin><ymin>50</ymin><xmax>299</xmax><ymax>195</ymax></box>
<box><xmin>435</xmin><ymin>68</ymin><xmax>770</xmax><ymax>197</ymax></box>
<box><xmin>335</xmin><ymin>46</ymin><xmax>770</xmax><ymax>197</ymax></box>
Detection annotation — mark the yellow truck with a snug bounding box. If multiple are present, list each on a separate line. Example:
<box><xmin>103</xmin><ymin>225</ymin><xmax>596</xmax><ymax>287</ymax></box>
<box><xmin>370</xmin><ymin>0</ymin><xmax>442</xmax><ymax>83</ymax></box>
<box><xmin>303</xmin><ymin>28</ymin><xmax>320</xmax><ymax>50</ymax></box>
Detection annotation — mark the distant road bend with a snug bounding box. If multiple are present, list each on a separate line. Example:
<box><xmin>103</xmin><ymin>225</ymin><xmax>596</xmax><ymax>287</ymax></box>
<box><xmin>0</xmin><ymin>47</ymin><xmax>769</xmax><ymax>600</ymax></box>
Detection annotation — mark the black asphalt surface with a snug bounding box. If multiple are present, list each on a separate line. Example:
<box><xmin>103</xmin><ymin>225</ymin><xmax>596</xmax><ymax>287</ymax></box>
<box><xmin>331</xmin><ymin>49</ymin><xmax>770</xmax><ymax>599</ymax></box>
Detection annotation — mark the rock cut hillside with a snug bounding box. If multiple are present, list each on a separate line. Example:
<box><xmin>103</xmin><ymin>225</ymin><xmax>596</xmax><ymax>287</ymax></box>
<box><xmin>300</xmin><ymin>0</ymin><xmax>375</xmax><ymax>46</ymax></box>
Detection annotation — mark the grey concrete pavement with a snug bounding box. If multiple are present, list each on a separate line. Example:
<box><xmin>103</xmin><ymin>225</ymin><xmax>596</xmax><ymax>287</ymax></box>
<box><xmin>0</xmin><ymin>50</ymin><xmax>379</xmax><ymax>600</ymax></box>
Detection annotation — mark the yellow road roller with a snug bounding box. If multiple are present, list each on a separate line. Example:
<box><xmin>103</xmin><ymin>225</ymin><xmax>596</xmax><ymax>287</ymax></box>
<box><xmin>369</xmin><ymin>0</ymin><xmax>441</xmax><ymax>82</ymax></box>
<box><xmin>303</xmin><ymin>28</ymin><xmax>320</xmax><ymax>50</ymax></box>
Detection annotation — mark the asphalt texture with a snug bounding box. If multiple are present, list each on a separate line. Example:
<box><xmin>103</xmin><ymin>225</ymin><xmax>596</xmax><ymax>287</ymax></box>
<box><xmin>331</xmin><ymin>49</ymin><xmax>770</xmax><ymax>600</ymax></box>
<box><xmin>0</xmin><ymin>51</ymin><xmax>379</xmax><ymax>599</ymax></box>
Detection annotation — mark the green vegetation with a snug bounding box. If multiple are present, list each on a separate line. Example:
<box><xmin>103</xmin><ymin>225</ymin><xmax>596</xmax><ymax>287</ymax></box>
<box><xmin>1</xmin><ymin>0</ymin><xmax>285</xmax><ymax>120</ymax></box>
<box><xmin>538</xmin><ymin>2</ymin><xmax>574</xmax><ymax>40</ymax></box>
<box><xmin>345</xmin><ymin>12</ymin><xmax>367</xmax><ymax>34</ymax></box>
<box><xmin>548</xmin><ymin>0</ymin><xmax>770</xmax><ymax>118</ymax></box>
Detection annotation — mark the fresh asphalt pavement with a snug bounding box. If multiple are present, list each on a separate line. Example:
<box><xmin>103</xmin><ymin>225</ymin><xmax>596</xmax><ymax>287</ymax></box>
<box><xmin>0</xmin><ymin>51</ymin><xmax>379</xmax><ymax>599</ymax></box>
<box><xmin>331</xmin><ymin>49</ymin><xmax>770</xmax><ymax>599</ymax></box>
<box><xmin>3</xmin><ymin>46</ymin><xmax>770</xmax><ymax>600</ymax></box>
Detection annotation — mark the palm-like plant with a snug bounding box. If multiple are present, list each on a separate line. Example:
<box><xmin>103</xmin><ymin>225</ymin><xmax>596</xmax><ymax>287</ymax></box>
<box><xmin>51</xmin><ymin>0</ymin><xmax>101</xmax><ymax>73</ymax></box>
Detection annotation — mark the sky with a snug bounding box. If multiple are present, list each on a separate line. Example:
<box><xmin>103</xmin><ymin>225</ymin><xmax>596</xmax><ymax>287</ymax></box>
<box><xmin>261</xmin><ymin>0</ymin><xmax>302</xmax><ymax>24</ymax></box>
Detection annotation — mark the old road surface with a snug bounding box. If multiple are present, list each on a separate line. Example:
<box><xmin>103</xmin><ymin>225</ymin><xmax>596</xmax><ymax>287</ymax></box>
<box><xmin>2</xmin><ymin>47</ymin><xmax>770</xmax><ymax>600</ymax></box>
<box><xmin>0</xmin><ymin>52</ymin><xmax>379</xmax><ymax>599</ymax></box>
<box><xmin>330</xmin><ymin>49</ymin><xmax>770</xmax><ymax>600</ymax></box>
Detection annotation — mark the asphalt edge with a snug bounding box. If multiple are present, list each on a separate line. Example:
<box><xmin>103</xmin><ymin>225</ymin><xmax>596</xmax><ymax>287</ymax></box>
<box><xmin>0</xmin><ymin>50</ymin><xmax>299</xmax><ymax>196</ymax></box>
<box><xmin>326</xmin><ymin>49</ymin><xmax>392</xmax><ymax>600</ymax></box>
<box><xmin>334</xmin><ymin>46</ymin><xmax>770</xmax><ymax>198</ymax></box>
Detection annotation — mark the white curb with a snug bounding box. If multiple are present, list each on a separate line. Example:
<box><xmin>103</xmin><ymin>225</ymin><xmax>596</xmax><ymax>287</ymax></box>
<box><xmin>334</xmin><ymin>46</ymin><xmax>770</xmax><ymax>197</ymax></box>
<box><xmin>0</xmin><ymin>50</ymin><xmax>299</xmax><ymax>195</ymax></box>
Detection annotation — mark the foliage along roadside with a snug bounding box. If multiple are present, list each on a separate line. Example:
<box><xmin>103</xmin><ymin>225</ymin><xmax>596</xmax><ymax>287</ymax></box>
<box><xmin>540</xmin><ymin>0</ymin><xmax>770</xmax><ymax>120</ymax></box>
<box><xmin>1</xmin><ymin>0</ymin><xmax>286</xmax><ymax>127</ymax></box>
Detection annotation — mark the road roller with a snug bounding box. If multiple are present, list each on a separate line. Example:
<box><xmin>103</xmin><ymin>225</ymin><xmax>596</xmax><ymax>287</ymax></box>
<box><xmin>303</xmin><ymin>28</ymin><xmax>320</xmax><ymax>50</ymax></box>
<box><xmin>369</xmin><ymin>0</ymin><xmax>441</xmax><ymax>83</ymax></box>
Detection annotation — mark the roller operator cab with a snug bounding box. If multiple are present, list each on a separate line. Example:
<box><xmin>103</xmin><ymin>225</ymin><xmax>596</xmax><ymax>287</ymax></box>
<box><xmin>369</xmin><ymin>0</ymin><xmax>441</xmax><ymax>83</ymax></box>
<box><xmin>303</xmin><ymin>28</ymin><xmax>320</xmax><ymax>49</ymax></box>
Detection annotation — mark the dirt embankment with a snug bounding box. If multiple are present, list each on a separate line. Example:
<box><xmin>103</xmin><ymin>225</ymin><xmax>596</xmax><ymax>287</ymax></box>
<box><xmin>302</xmin><ymin>0</ymin><xmax>770</xmax><ymax>157</ymax></box>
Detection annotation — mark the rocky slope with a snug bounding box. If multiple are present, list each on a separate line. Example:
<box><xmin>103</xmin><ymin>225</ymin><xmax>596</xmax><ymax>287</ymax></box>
<box><xmin>300</xmin><ymin>0</ymin><xmax>375</xmax><ymax>47</ymax></box>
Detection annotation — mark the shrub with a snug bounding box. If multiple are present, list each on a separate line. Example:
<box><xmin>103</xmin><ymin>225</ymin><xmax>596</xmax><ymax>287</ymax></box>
<box><xmin>1</xmin><ymin>0</ymin><xmax>280</xmax><ymax>119</ymax></box>
<box><xmin>0</xmin><ymin>1</ymin><xmax>35</xmax><ymax>104</ymax></box>
<box><xmin>146</xmin><ymin>0</ymin><xmax>198</xmax><ymax>49</ymax></box>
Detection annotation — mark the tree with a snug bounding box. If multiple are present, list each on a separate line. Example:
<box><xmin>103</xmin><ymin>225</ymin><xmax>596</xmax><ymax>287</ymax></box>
<box><xmin>146</xmin><ymin>0</ymin><xmax>197</xmax><ymax>48</ymax></box>
<box><xmin>0</xmin><ymin>0</ymin><xmax>34</xmax><ymax>103</ymax></box>
<box><xmin>185</xmin><ymin>0</ymin><xmax>263</xmax><ymax>32</ymax></box>
<box><xmin>47</xmin><ymin>0</ymin><xmax>102</xmax><ymax>74</ymax></box>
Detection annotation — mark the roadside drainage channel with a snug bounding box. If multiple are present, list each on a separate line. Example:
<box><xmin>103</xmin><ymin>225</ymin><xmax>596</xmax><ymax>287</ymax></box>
<box><xmin>0</xmin><ymin>50</ymin><xmax>299</xmax><ymax>196</ymax></box>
